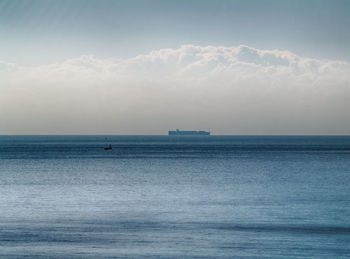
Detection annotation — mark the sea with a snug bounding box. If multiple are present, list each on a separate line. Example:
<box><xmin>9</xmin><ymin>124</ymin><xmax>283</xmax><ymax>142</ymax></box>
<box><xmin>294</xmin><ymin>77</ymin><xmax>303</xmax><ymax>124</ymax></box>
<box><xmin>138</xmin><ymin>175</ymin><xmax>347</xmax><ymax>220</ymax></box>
<box><xmin>0</xmin><ymin>135</ymin><xmax>349</xmax><ymax>258</ymax></box>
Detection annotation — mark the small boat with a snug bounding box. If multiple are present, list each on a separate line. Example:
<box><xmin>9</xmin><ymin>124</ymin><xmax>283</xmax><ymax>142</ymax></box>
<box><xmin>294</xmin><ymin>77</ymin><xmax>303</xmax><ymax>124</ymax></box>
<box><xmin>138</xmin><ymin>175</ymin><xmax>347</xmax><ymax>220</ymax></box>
<box><xmin>104</xmin><ymin>145</ymin><xmax>112</xmax><ymax>150</ymax></box>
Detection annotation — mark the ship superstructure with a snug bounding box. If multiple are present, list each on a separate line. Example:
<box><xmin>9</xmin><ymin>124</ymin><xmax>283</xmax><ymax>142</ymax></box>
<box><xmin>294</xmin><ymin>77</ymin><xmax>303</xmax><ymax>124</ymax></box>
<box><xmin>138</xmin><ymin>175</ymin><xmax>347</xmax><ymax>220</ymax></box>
<box><xmin>168</xmin><ymin>129</ymin><xmax>210</xmax><ymax>136</ymax></box>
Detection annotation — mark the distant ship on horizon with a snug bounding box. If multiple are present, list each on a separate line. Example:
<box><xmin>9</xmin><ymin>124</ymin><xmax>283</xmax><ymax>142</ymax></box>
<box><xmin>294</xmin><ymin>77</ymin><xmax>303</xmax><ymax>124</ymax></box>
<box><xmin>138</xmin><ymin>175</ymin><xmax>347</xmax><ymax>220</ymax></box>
<box><xmin>168</xmin><ymin>129</ymin><xmax>210</xmax><ymax>136</ymax></box>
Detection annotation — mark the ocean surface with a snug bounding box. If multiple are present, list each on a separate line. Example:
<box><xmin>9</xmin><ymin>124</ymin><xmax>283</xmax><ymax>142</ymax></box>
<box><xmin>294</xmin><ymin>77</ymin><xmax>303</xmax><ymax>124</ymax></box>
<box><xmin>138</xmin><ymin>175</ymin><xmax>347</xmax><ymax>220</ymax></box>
<box><xmin>0</xmin><ymin>135</ymin><xmax>349</xmax><ymax>258</ymax></box>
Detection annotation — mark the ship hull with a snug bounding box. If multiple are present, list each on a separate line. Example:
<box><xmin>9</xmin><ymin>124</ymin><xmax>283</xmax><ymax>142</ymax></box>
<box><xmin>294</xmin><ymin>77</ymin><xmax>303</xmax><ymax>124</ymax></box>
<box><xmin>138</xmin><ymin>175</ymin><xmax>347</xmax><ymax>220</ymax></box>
<box><xmin>168</xmin><ymin>130</ymin><xmax>210</xmax><ymax>136</ymax></box>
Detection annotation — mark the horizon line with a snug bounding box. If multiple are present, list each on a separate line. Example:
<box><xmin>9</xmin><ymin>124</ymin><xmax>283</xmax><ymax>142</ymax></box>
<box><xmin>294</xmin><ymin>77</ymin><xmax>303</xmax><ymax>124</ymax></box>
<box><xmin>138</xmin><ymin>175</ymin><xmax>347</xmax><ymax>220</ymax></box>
<box><xmin>0</xmin><ymin>134</ymin><xmax>349</xmax><ymax>137</ymax></box>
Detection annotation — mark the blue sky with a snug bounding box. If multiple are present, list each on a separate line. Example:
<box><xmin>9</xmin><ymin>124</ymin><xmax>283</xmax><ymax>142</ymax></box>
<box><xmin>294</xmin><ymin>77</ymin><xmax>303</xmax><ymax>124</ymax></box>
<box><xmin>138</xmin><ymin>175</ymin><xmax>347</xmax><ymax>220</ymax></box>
<box><xmin>1</xmin><ymin>0</ymin><xmax>350</xmax><ymax>64</ymax></box>
<box><xmin>1</xmin><ymin>0</ymin><xmax>350</xmax><ymax>134</ymax></box>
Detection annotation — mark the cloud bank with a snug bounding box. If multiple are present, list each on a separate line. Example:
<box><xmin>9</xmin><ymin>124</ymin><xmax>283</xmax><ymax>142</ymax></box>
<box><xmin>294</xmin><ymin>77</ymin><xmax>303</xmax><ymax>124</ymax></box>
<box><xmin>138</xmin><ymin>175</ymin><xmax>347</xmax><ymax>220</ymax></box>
<box><xmin>1</xmin><ymin>45</ymin><xmax>350</xmax><ymax>134</ymax></box>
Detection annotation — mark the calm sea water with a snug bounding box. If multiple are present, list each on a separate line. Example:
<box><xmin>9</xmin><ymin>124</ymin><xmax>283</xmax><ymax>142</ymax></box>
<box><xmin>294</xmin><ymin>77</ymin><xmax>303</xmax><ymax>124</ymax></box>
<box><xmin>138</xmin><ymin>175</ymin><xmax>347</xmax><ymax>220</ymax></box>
<box><xmin>0</xmin><ymin>135</ymin><xmax>349</xmax><ymax>258</ymax></box>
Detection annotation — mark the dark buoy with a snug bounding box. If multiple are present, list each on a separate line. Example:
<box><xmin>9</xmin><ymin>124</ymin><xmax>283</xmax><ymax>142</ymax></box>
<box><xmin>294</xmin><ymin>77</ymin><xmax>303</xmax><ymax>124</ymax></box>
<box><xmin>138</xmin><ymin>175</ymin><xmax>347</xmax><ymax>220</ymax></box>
<box><xmin>104</xmin><ymin>145</ymin><xmax>112</xmax><ymax>150</ymax></box>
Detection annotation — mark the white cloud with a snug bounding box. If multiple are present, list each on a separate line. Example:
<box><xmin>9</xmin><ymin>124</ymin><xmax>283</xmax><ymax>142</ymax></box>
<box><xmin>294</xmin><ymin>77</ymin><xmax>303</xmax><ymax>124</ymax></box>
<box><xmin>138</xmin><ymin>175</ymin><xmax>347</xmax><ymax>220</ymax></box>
<box><xmin>1</xmin><ymin>45</ymin><xmax>350</xmax><ymax>134</ymax></box>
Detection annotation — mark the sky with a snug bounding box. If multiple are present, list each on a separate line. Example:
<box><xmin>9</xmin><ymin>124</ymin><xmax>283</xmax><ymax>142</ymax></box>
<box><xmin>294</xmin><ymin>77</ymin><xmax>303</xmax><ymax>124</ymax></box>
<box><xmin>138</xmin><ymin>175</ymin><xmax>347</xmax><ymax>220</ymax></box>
<box><xmin>1</xmin><ymin>0</ymin><xmax>350</xmax><ymax>134</ymax></box>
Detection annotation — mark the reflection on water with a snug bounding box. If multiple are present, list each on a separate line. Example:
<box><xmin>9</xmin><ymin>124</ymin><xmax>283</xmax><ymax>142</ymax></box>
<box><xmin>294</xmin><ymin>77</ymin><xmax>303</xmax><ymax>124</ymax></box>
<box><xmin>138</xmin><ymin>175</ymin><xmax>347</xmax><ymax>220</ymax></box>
<box><xmin>0</xmin><ymin>136</ymin><xmax>349</xmax><ymax>258</ymax></box>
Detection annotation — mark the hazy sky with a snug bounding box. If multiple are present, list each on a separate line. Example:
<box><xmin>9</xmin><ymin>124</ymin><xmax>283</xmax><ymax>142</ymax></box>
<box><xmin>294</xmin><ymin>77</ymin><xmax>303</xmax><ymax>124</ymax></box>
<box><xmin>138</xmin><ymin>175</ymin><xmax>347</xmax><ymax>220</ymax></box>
<box><xmin>1</xmin><ymin>0</ymin><xmax>350</xmax><ymax>134</ymax></box>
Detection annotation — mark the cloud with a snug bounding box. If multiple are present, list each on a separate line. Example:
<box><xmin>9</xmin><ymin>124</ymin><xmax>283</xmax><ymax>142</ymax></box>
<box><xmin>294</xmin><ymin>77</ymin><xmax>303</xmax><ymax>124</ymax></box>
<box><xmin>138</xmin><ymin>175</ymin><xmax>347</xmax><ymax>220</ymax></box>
<box><xmin>1</xmin><ymin>45</ymin><xmax>350</xmax><ymax>134</ymax></box>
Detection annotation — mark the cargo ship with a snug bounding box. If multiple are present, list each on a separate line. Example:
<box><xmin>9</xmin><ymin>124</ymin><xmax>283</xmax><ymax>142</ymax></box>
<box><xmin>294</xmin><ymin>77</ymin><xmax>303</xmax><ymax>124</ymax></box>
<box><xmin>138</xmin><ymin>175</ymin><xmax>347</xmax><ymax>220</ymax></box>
<box><xmin>168</xmin><ymin>129</ymin><xmax>210</xmax><ymax>136</ymax></box>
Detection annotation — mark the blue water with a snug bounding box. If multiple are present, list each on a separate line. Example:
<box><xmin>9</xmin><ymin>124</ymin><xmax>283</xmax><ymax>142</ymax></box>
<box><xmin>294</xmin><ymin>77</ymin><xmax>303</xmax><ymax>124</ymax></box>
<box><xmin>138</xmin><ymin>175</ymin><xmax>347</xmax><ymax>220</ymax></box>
<box><xmin>0</xmin><ymin>135</ymin><xmax>349</xmax><ymax>258</ymax></box>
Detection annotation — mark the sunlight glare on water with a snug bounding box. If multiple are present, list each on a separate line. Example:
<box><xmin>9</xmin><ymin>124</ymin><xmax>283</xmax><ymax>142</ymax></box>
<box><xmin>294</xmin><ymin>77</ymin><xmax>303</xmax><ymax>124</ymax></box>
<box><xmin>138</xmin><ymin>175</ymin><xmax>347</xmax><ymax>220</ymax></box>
<box><xmin>0</xmin><ymin>135</ymin><xmax>349</xmax><ymax>258</ymax></box>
